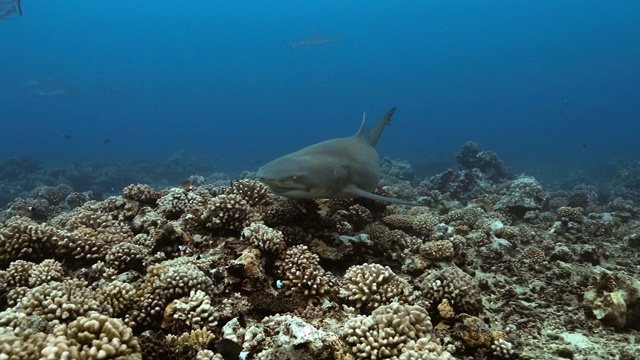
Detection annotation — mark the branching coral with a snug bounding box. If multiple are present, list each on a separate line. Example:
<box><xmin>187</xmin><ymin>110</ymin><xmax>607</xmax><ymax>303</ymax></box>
<box><xmin>339</xmin><ymin>263</ymin><xmax>413</xmax><ymax>312</ymax></box>
<box><xmin>241</xmin><ymin>223</ymin><xmax>286</xmax><ymax>253</ymax></box>
<box><xmin>9</xmin><ymin>279</ymin><xmax>106</xmax><ymax>322</ymax></box>
<box><xmin>416</xmin><ymin>266</ymin><xmax>483</xmax><ymax>316</ymax></box>
<box><xmin>202</xmin><ymin>194</ymin><xmax>261</xmax><ymax>233</ymax></box>
<box><xmin>163</xmin><ymin>290</ymin><xmax>218</xmax><ymax>332</ymax></box>
<box><xmin>421</xmin><ymin>240</ymin><xmax>454</xmax><ymax>260</ymax></box>
<box><xmin>0</xmin><ymin>216</ymin><xmax>57</xmax><ymax>266</ymax></box>
<box><xmin>275</xmin><ymin>245</ymin><xmax>339</xmax><ymax>303</ymax></box>
<box><xmin>41</xmin><ymin>312</ymin><xmax>142</xmax><ymax>359</ymax></box>
<box><xmin>0</xmin><ymin>259</ymin><xmax>64</xmax><ymax>294</ymax></box>
<box><xmin>222</xmin><ymin>179</ymin><xmax>274</xmax><ymax>208</ymax></box>
<box><xmin>156</xmin><ymin>187</ymin><xmax>210</xmax><ymax>219</ymax></box>
<box><xmin>128</xmin><ymin>257</ymin><xmax>214</xmax><ymax>327</ymax></box>
<box><xmin>345</xmin><ymin>302</ymin><xmax>449</xmax><ymax>359</ymax></box>
<box><xmin>123</xmin><ymin>183</ymin><xmax>163</xmax><ymax>204</ymax></box>
<box><xmin>96</xmin><ymin>280</ymin><xmax>137</xmax><ymax>318</ymax></box>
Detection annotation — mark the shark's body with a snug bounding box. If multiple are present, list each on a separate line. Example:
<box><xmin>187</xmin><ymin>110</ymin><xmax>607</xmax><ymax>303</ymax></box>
<box><xmin>257</xmin><ymin>107</ymin><xmax>421</xmax><ymax>205</ymax></box>
<box><xmin>0</xmin><ymin>0</ymin><xmax>21</xmax><ymax>19</ymax></box>
<box><xmin>23</xmin><ymin>79</ymin><xmax>78</xmax><ymax>98</ymax></box>
<box><xmin>284</xmin><ymin>30</ymin><xmax>339</xmax><ymax>52</ymax></box>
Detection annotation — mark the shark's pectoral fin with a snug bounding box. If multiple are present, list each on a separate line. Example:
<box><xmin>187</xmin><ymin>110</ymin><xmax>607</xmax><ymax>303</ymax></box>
<box><xmin>344</xmin><ymin>184</ymin><xmax>425</xmax><ymax>206</ymax></box>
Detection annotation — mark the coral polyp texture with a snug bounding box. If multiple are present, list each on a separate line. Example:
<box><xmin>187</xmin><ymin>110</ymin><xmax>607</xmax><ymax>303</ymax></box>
<box><xmin>339</xmin><ymin>263</ymin><xmax>413</xmax><ymax>312</ymax></box>
<box><xmin>1</xmin><ymin>146</ymin><xmax>640</xmax><ymax>359</ymax></box>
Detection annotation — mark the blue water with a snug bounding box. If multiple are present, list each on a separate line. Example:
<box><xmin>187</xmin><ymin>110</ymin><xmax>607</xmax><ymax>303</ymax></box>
<box><xmin>1</xmin><ymin>0</ymin><xmax>639</xmax><ymax>177</ymax></box>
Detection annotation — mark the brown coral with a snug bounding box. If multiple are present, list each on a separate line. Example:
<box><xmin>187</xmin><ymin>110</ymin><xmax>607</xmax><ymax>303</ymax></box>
<box><xmin>41</xmin><ymin>313</ymin><xmax>141</xmax><ymax>359</ymax></box>
<box><xmin>275</xmin><ymin>245</ymin><xmax>339</xmax><ymax>303</ymax></box>
<box><xmin>202</xmin><ymin>194</ymin><xmax>260</xmax><ymax>233</ymax></box>
<box><xmin>421</xmin><ymin>240</ymin><xmax>454</xmax><ymax>260</ymax></box>
<box><xmin>417</xmin><ymin>266</ymin><xmax>483</xmax><ymax>316</ymax></box>
<box><xmin>123</xmin><ymin>183</ymin><xmax>163</xmax><ymax>204</ymax></box>
<box><xmin>128</xmin><ymin>257</ymin><xmax>214</xmax><ymax>327</ymax></box>
<box><xmin>9</xmin><ymin>279</ymin><xmax>106</xmax><ymax>322</ymax></box>
<box><xmin>0</xmin><ymin>216</ymin><xmax>57</xmax><ymax>266</ymax></box>
<box><xmin>222</xmin><ymin>179</ymin><xmax>274</xmax><ymax>208</ymax></box>
<box><xmin>241</xmin><ymin>223</ymin><xmax>286</xmax><ymax>253</ymax></box>
<box><xmin>339</xmin><ymin>263</ymin><xmax>413</xmax><ymax>312</ymax></box>
<box><xmin>345</xmin><ymin>302</ymin><xmax>435</xmax><ymax>359</ymax></box>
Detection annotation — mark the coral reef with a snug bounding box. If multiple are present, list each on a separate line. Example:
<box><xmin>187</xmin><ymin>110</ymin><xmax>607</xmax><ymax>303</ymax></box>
<box><xmin>454</xmin><ymin>142</ymin><xmax>513</xmax><ymax>182</ymax></box>
<box><xmin>417</xmin><ymin>266</ymin><xmax>483</xmax><ymax>316</ymax></box>
<box><xmin>0</xmin><ymin>144</ymin><xmax>639</xmax><ymax>360</ymax></box>
<box><xmin>339</xmin><ymin>263</ymin><xmax>413</xmax><ymax>312</ymax></box>
<box><xmin>345</xmin><ymin>302</ymin><xmax>452</xmax><ymax>359</ymax></box>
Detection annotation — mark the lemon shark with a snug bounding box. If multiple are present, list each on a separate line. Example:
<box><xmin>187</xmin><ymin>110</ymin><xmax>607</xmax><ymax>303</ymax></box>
<box><xmin>283</xmin><ymin>30</ymin><xmax>339</xmax><ymax>52</ymax></box>
<box><xmin>257</xmin><ymin>107</ymin><xmax>422</xmax><ymax>205</ymax></box>
<box><xmin>0</xmin><ymin>0</ymin><xmax>21</xmax><ymax>19</ymax></box>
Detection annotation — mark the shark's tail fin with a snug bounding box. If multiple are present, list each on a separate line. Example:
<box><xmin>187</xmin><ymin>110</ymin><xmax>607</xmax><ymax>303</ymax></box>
<box><xmin>283</xmin><ymin>40</ymin><xmax>295</xmax><ymax>53</ymax></box>
<box><xmin>15</xmin><ymin>0</ymin><xmax>22</xmax><ymax>15</ymax></box>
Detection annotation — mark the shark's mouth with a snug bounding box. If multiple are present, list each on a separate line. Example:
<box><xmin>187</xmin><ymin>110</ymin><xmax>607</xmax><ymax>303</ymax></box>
<box><xmin>258</xmin><ymin>178</ymin><xmax>310</xmax><ymax>196</ymax></box>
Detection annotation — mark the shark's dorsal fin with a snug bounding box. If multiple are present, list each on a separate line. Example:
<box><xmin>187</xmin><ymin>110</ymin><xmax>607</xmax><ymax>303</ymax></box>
<box><xmin>368</xmin><ymin>107</ymin><xmax>396</xmax><ymax>147</ymax></box>
<box><xmin>354</xmin><ymin>112</ymin><xmax>366</xmax><ymax>138</ymax></box>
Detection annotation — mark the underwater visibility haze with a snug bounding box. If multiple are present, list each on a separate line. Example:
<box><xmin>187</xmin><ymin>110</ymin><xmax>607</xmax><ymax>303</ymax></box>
<box><xmin>1</xmin><ymin>1</ymin><xmax>640</xmax><ymax>359</ymax></box>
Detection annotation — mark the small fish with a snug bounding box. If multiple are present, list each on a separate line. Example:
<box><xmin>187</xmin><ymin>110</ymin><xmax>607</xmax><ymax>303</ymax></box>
<box><xmin>237</xmin><ymin>315</ymin><xmax>247</xmax><ymax>328</ymax></box>
<box><xmin>180</xmin><ymin>179</ymin><xmax>192</xmax><ymax>189</ymax></box>
<box><xmin>62</xmin><ymin>134</ymin><xmax>72</xmax><ymax>140</ymax></box>
<box><xmin>0</xmin><ymin>0</ymin><xmax>22</xmax><ymax>19</ymax></box>
<box><xmin>25</xmin><ymin>206</ymin><xmax>35</xmax><ymax>212</ymax></box>
<box><xmin>215</xmin><ymin>339</ymin><xmax>249</xmax><ymax>360</ymax></box>
<box><xmin>103</xmin><ymin>139</ymin><xmax>111</xmax><ymax>145</ymax></box>
<box><xmin>583</xmin><ymin>143</ymin><xmax>587</xmax><ymax>151</ymax></box>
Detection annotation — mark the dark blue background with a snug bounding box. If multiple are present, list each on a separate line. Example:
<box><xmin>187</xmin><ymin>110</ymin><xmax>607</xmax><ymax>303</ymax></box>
<box><xmin>1</xmin><ymin>0</ymin><xmax>638</xmax><ymax>176</ymax></box>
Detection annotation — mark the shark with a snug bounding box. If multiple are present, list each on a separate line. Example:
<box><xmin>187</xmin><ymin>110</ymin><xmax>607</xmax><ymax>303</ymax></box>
<box><xmin>23</xmin><ymin>79</ymin><xmax>78</xmax><ymax>98</ymax></box>
<box><xmin>0</xmin><ymin>0</ymin><xmax>21</xmax><ymax>19</ymax></box>
<box><xmin>257</xmin><ymin>107</ymin><xmax>422</xmax><ymax>205</ymax></box>
<box><xmin>283</xmin><ymin>30</ymin><xmax>339</xmax><ymax>52</ymax></box>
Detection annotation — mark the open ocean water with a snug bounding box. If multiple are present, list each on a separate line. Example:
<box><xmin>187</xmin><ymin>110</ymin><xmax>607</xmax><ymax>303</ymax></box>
<box><xmin>1</xmin><ymin>0</ymin><xmax>638</xmax><ymax>184</ymax></box>
<box><xmin>2</xmin><ymin>2</ymin><xmax>640</xmax><ymax>359</ymax></box>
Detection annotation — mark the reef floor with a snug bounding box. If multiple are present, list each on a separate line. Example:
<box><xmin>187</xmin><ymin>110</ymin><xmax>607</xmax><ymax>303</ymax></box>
<box><xmin>1</xmin><ymin>144</ymin><xmax>639</xmax><ymax>360</ymax></box>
